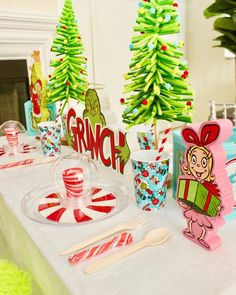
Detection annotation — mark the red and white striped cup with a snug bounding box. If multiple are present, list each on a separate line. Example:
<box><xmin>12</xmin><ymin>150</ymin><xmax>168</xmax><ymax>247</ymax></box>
<box><xmin>4</xmin><ymin>127</ymin><xmax>19</xmax><ymax>147</ymax></box>
<box><xmin>62</xmin><ymin>168</ymin><xmax>84</xmax><ymax>199</ymax></box>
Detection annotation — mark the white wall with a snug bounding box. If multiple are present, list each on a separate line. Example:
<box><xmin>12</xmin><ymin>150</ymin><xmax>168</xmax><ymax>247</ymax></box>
<box><xmin>0</xmin><ymin>0</ymin><xmax>57</xmax><ymax>15</ymax></box>
<box><xmin>186</xmin><ymin>0</ymin><xmax>235</xmax><ymax>123</ymax></box>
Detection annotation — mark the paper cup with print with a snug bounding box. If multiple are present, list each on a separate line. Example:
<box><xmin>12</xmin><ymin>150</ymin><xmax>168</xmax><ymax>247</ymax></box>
<box><xmin>38</xmin><ymin>121</ymin><xmax>61</xmax><ymax>157</ymax></box>
<box><xmin>137</xmin><ymin>129</ymin><xmax>155</xmax><ymax>150</ymax></box>
<box><xmin>131</xmin><ymin>150</ymin><xmax>170</xmax><ymax>211</ymax></box>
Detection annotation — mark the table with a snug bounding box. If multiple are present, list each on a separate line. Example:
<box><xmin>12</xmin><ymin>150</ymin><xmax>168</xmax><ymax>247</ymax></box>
<box><xmin>0</xmin><ymin>146</ymin><xmax>236</xmax><ymax>295</ymax></box>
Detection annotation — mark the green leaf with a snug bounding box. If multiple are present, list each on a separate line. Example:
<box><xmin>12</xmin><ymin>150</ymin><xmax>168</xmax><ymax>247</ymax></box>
<box><xmin>204</xmin><ymin>0</ymin><xmax>235</xmax><ymax>19</ymax></box>
<box><xmin>214</xmin><ymin>17</ymin><xmax>236</xmax><ymax>31</ymax></box>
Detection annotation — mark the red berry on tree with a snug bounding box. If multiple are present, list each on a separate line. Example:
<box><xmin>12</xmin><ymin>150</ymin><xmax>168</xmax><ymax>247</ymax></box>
<box><xmin>60</xmin><ymin>58</ymin><xmax>63</xmax><ymax>62</ymax></box>
<box><xmin>152</xmin><ymin>198</ymin><xmax>159</xmax><ymax>205</ymax></box>
<box><xmin>82</xmin><ymin>92</ymin><xmax>85</xmax><ymax>96</ymax></box>
<box><xmin>142</xmin><ymin>170</ymin><xmax>149</xmax><ymax>177</ymax></box>
<box><xmin>184</xmin><ymin>71</ymin><xmax>189</xmax><ymax>76</ymax></box>
<box><xmin>186</xmin><ymin>101</ymin><xmax>192</xmax><ymax>107</ymax></box>
<box><xmin>173</xmin><ymin>3</ymin><xmax>178</xmax><ymax>8</ymax></box>
<box><xmin>120</xmin><ymin>98</ymin><xmax>125</xmax><ymax>104</ymax></box>
<box><xmin>140</xmin><ymin>32</ymin><xmax>145</xmax><ymax>34</ymax></box>
<box><xmin>62</xmin><ymin>25</ymin><xmax>67</xmax><ymax>29</ymax></box>
<box><xmin>66</xmin><ymin>81</ymin><xmax>70</xmax><ymax>85</ymax></box>
<box><xmin>80</xmin><ymin>70</ymin><xmax>84</xmax><ymax>74</ymax></box>
<box><xmin>48</xmin><ymin>75</ymin><xmax>51</xmax><ymax>78</ymax></box>
<box><xmin>161</xmin><ymin>45</ymin><xmax>167</xmax><ymax>51</ymax></box>
<box><xmin>142</xmin><ymin>99</ymin><xmax>148</xmax><ymax>105</ymax></box>
<box><xmin>181</xmin><ymin>74</ymin><xmax>187</xmax><ymax>79</ymax></box>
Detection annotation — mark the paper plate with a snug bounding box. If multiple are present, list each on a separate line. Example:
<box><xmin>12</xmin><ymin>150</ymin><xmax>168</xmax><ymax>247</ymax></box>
<box><xmin>22</xmin><ymin>180</ymin><xmax>130</xmax><ymax>225</ymax></box>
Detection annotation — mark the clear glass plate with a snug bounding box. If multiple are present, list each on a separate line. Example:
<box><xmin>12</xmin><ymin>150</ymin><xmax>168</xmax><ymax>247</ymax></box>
<box><xmin>21</xmin><ymin>179</ymin><xmax>130</xmax><ymax>226</ymax></box>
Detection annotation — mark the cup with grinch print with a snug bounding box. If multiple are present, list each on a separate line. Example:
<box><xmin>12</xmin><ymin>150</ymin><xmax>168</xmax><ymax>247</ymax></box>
<box><xmin>135</xmin><ymin>124</ymin><xmax>156</xmax><ymax>150</ymax></box>
<box><xmin>38</xmin><ymin>121</ymin><xmax>61</xmax><ymax>157</ymax></box>
<box><xmin>131</xmin><ymin>150</ymin><xmax>170</xmax><ymax>211</ymax></box>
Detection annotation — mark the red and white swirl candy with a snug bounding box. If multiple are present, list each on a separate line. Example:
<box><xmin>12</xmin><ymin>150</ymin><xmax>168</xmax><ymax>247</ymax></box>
<box><xmin>62</xmin><ymin>167</ymin><xmax>84</xmax><ymax>199</ymax></box>
<box><xmin>69</xmin><ymin>232</ymin><xmax>133</xmax><ymax>264</ymax></box>
<box><xmin>4</xmin><ymin>127</ymin><xmax>19</xmax><ymax>147</ymax></box>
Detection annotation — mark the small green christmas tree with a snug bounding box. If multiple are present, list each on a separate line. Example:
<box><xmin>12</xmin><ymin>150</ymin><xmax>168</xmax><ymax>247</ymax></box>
<box><xmin>122</xmin><ymin>0</ymin><xmax>194</xmax><ymax>129</ymax></box>
<box><xmin>47</xmin><ymin>0</ymin><xmax>88</xmax><ymax>115</ymax></box>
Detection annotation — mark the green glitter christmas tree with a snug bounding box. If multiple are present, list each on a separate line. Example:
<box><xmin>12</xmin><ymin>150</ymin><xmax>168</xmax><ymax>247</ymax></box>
<box><xmin>122</xmin><ymin>0</ymin><xmax>194</xmax><ymax>129</ymax></box>
<box><xmin>47</xmin><ymin>0</ymin><xmax>88</xmax><ymax>115</ymax></box>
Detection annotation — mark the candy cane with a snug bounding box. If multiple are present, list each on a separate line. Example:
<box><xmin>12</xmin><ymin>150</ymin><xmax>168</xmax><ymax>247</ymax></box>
<box><xmin>0</xmin><ymin>159</ymin><xmax>34</xmax><ymax>170</ymax></box>
<box><xmin>4</xmin><ymin>127</ymin><xmax>19</xmax><ymax>146</ymax></box>
<box><xmin>55</xmin><ymin>102</ymin><xmax>63</xmax><ymax>124</ymax></box>
<box><xmin>69</xmin><ymin>232</ymin><xmax>133</xmax><ymax>264</ymax></box>
<box><xmin>156</xmin><ymin>125</ymin><xmax>171</xmax><ymax>161</ymax></box>
<box><xmin>62</xmin><ymin>168</ymin><xmax>84</xmax><ymax>199</ymax></box>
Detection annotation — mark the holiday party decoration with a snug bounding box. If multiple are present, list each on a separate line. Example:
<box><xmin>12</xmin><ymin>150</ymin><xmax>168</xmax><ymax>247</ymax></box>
<box><xmin>65</xmin><ymin>108</ymin><xmax>130</xmax><ymax>174</ymax></box>
<box><xmin>131</xmin><ymin>150</ymin><xmax>169</xmax><ymax>211</ymax></box>
<box><xmin>69</xmin><ymin>232</ymin><xmax>133</xmax><ymax>264</ymax></box>
<box><xmin>176</xmin><ymin>120</ymin><xmax>234</xmax><ymax>250</ymax></box>
<box><xmin>38</xmin><ymin>121</ymin><xmax>61</xmax><ymax>157</ymax></box>
<box><xmin>0</xmin><ymin>121</ymin><xmax>27</xmax><ymax>156</ymax></box>
<box><xmin>204</xmin><ymin>0</ymin><xmax>236</xmax><ymax>55</ymax></box>
<box><xmin>172</xmin><ymin>128</ymin><xmax>236</xmax><ymax>219</ymax></box>
<box><xmin>28</xmin><ymin>50</ymin><xmax>55</xmax><ymax>134</ymax></box>
<box><xmin>47</xmin><ymin>0</ymin><xmax>88</xmax><ymax>116</ymax></box>
<box><xmin>122</xmin><ymin>0</ymin><xmax>194</xmax><ymax>130</ymax></box>
<box><xmin>24</xmin><ymin>101</ymin><xmax>56</xmax><ymax>136</ymax></box>
<box><xmin>137</xmin><ymin>124</ymin><xmax>156</xmax><ymax>150</ymax></box>
<box><xmin>0</xmin><ymin>259</ymin><xmax>32</xmax><ymax>295</ymax></box>
<box><xmin>22</xmin><ymin>152</ymin><xmax>129</xmax><ymax>225</ymax></box>
<box><xmin>83</xmin><ymin>88</ymin><xmax>106</xmax><ymax>132</ymax></box>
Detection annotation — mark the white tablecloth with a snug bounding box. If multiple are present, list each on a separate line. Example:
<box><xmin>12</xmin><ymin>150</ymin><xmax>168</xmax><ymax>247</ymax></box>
<box><xmin>0</xmin><ymin>146</ymin><xmax>236</xmax><ymax>295</ymax></box>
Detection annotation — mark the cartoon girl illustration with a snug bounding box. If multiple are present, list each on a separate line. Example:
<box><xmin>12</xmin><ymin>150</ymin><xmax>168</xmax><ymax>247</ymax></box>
<box><xmin>178</xmin><ymin>124</ymin><xmax>221</xmax><ymax>249</ymax></box>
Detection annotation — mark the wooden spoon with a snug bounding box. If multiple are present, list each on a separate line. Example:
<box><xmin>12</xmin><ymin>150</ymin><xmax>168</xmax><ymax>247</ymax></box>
<box><xmin>84</xmin><ymin>227</ymin><xmax>170</xmax><ymax>274</ymax></box>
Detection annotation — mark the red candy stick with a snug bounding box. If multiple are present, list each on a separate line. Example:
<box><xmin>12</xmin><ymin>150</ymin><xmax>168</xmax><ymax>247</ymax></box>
<box><xmin>69</xmin><ymin>232</ymin><xmax>133</xmax><ymax>264</ymax></box>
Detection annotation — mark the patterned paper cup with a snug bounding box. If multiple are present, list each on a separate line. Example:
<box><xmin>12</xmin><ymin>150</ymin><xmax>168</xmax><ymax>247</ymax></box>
<box><xmin>38</xmin><ymin>121</ymin><xmax>61</xmax><ymax>157</ymax></box>
<box><xmin>137</xmin><ymin>130</ymin><xmax>155</xmax><ymax>150</ymax></box>
<box><xmin>131</xmin><ymin>150</ymin><xmax>170</xmax><ymax>211</ymax></box>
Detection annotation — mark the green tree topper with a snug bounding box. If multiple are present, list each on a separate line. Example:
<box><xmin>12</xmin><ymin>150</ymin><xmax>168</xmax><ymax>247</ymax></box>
<box><xmin>122</xmin><ymin>0</ymin><xmax>194</xmax><ymax>129</ymax></box>
<box><xmin>47</xmin><ymin>0</ymin><xmax>88</xmax><ymax>115</ymax></box>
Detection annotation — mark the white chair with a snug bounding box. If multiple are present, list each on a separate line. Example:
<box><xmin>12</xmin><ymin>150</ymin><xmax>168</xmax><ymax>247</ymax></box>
<box><xmin>209</xmin><ymin>100</ymin><xmax>236</xmax><ymax>126</ymax></box>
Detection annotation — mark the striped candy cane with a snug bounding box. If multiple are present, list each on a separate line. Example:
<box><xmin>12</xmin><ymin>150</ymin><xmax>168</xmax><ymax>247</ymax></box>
<box><xmin>69</xmin><ymin>232</ymin><xmax>133</xmax><ymax>264</ymax></box>
<box><xmin>55</xmin><ymin>102</ymin><xmax>63</xmax><ymax>124</ymax></box>
<box><xmin>156</xmin><ymin>125</ymin><xmax>171</xmax><ymax>161</ymax></box>
<box><xmin>0</xmin><ymin>159</ymin><xmax>34</xmax><ymax>170</ymax></box>
<box><xmin>5</xmin><ymin>127</ymin><xmax>19</xmax><ymax>146</ymax></box>
<box><xmin>62</xmin><ymin>168</ymin><xmax>84</xmax><ymax>199</ymax></box>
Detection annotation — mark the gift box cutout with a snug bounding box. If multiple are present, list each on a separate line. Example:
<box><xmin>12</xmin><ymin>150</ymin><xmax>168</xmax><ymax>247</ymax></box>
<box><xmin>177</xmin><ymin>179</ymin><xmax>221</xmax><ymax>217</ymax></box>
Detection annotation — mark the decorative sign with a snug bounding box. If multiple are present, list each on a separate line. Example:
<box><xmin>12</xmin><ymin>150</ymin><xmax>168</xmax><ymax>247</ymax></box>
<box><xmin>65</xmin><ymin>108</ymin><xmax>130</xmax><ymax>174</ymax></box>
<box><xmin>176</xmin><ymin>120</ymin><xmax>234</xmax><ymax>250</ymax></box>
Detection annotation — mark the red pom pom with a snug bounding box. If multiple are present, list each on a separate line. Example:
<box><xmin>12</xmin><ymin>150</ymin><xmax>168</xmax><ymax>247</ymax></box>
<box><xmin>186</xmin><ymin>101</ymin><xmax>192</xmax><ymax>107</ymax></box>
<box><xmin>161</xmin><ymin>45</ymin><xmax>167</xmax><ymax>51</ymax></box>
<box><xmin>60</xmin><ymin>58</ymin><xmax>63</xmax><ymax>62</ymax></box>
<box><xmin>173</xmin><ymin>3</ymin><xmax>178</xmax><ymax>7</ymax></box>
<box><xmin>66</xmin><ymin>81</ymin><xmax>70</xmax><ymax>85</ymax></box>
<box><xmin>142</xmin><ymin>99</ymin><xmax>148</xmax><ymax>105</ymax></box>
<box><xmin>120</xmin><ymin>98</ymin><xmax>125</xmax><ymax>104</ymax></box>
<box><xmin>62</xmin><ymin>25</ymin><xmax>67</xmax><ymax>29</ymax></box>
<box><xmin>80</xmin><ymin>70</ymin><xmax>84</xmax><ymax>74</ymax></box>
<box><xmin>82</xmin><ymin>92</ymin><xmax>85</xmax><ymax>96</ymax></box>
<box><xmin>140</xmin><ymin>32</ymin><xmax>145</xmax><ymax>34</ymax></box>
<box><xmin>85</xmin><ymin>58</ymin><xmax>88</xmax><ymax>61</ymax></box>
<box><xmin>184</xmin><ymin>71</ymin><xmax>189</xmax><ymax>76</ymax></box>
<box><xmin>48</xmin><ymin>75</ymin><xmax>51</xmax><ymax>78</ymax></box>
<box><xmin>181</xmin><ymin>74</ymin><xmax>187</xmax><ymax>79</ymax></box>
<box><xmin>78</xmin><ymin>36</ymin><xmax>81</xmax><ymax>40</ymax></box>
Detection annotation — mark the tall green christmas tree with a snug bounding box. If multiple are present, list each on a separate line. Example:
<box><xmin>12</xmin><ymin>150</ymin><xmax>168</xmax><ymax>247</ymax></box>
<box><xmin>47</xmin><ymin>0</ymin><xmax>88</xmax><ymax>115</ymax></box>
<box><xmin>122</xmin><ymin>0</ymin><xmax>194</xmax><ymax>129</ymax></box>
